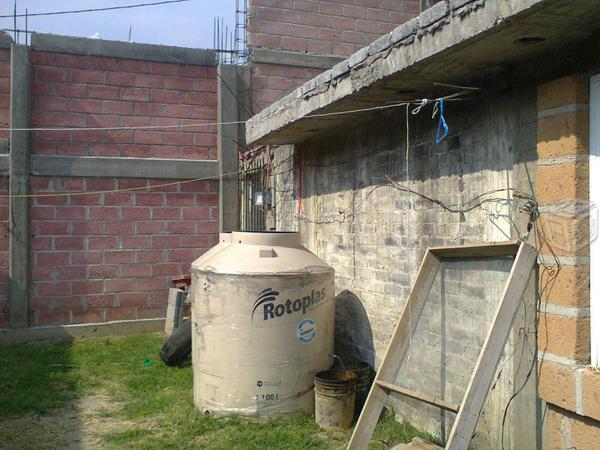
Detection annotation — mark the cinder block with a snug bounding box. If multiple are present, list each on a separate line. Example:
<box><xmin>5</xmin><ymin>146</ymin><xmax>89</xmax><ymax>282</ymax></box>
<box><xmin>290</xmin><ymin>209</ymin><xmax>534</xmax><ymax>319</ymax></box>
<box><xmin>537</xmin><ymin>111</ymin><xmax>589</xmax><ymax>159</ymax></box>
<box><xmin>165</xmin><ymin>287</ymin><xmax>186</xmax><ymax>335</ymax></box>
<box><xmin>537</xmin><ymin>212</ymin><xmax>590</xmax><ymax>257</ymax></box>
<box><xmin>549</xmin><ymin>403</ymin><xmax>600</xmax><ymax>450</ymax></box>
<box><xmin>569</xmin><ymin>412</ymin><xmax>600</xmax><ymax>450</ymax></box>
<box><xmin>538</xmin><ymin>361</ymin><xmax>577</xmax><ymax>411</ymax></box>
<box><xmin>535</xmin><ymin>162</ymin><xmax>589</xmax><ymax>205</ymax></box>
<box><xmin>538</xmin><ymin>313</ymin><xmax>590</xmax><ymax>362</ymax></box>
<box><xmin>540</xmin><ymin>265</ymin><xmax>590</xmax><ymax>308</ymax></box>
<box><xmin>582</xmin><ymin>368</ymin><xmax>600</xmax><ymax>421</ymax></box>
<box><xmin>538</xmin><ymin>74</ymin><xmax>589</xmax><ymax>111</ymax></box>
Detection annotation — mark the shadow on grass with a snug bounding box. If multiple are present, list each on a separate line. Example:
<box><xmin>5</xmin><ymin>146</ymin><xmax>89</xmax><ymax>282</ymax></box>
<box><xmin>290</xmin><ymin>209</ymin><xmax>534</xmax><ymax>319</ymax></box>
<box><xmin>0</xmin><ymin>334</ymin><xmax>439</xmax><ymax>449</ymax></box>
<box><xmin>0</xmin><ymin>339</ymin><xmax>77</xmax><ymax>418</ymax></box>
<box><xmin>0</xmin><ymin>338</ymin><xmax>85</xmax><ymax>448</ymax></box>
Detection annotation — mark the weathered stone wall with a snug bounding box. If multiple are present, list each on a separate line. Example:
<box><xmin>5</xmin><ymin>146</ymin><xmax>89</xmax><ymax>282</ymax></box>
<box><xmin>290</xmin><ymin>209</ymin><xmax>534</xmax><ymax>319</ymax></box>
<box><xmin>272</xmin><ymin>85</ymin><xmax>538</xmax><ymax>447</ymax></box>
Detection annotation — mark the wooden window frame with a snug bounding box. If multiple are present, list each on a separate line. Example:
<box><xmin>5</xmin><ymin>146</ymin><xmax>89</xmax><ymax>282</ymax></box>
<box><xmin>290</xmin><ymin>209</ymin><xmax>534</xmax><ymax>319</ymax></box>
<box><xmin>348</xmin><ymin>240</ymin><xmax>537</xmax><ymax>450</ymax></box>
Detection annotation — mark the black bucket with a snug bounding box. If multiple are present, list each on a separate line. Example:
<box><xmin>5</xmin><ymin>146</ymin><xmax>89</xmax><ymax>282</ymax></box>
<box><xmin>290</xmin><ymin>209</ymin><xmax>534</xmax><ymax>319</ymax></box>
<box><xmin>347</xmin><ymin>361</ymin><xmax>372</xmax><ymax>419</ymax></box>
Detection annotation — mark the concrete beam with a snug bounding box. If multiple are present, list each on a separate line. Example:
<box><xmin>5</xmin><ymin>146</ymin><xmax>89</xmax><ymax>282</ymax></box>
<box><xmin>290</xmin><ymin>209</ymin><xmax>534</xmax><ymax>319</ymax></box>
<box><xmin>31</xmin><ymin>155</ymin><xmax>219</xmax><ymax>179</ymax></box>
<box><xmin>218</xmin><ymin>65</ymin><xmax>250</xmax><ymax>232</ymax></box>
<box><xmin>31</xmin><ymin>33</ymin><xmax>216</xmax><ymax>66</ymax></box>
<box><xmin>8</xmin><ymin>44</ymin><xmax>31</xmax><ymax>328</ymax></box>
<box><xmin>246</xmin><ymin>0</ymin><xmax>600</xmax><ymax>145</ymax></box>
<box><xmin>251</xmin><ymin>49</ymin><xmax>344</xmax><ymax>70</ymax></box>
<box><xmin>0</xmin><ymin>318</ymin><xmax>166</xmax><ymax>345</ymax></box>
<box><xmin>0</xmin><ymin>153</ymin><xmax>8</xmax><ymax>175</ymax></box>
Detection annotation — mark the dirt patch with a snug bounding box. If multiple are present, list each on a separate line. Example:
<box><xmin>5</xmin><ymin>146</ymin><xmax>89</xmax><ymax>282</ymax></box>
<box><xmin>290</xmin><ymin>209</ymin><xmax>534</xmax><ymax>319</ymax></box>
<box><xmin>0</xmin><ymin>394</ymin><xmax>133</xmax><ymax>449</ymax></box>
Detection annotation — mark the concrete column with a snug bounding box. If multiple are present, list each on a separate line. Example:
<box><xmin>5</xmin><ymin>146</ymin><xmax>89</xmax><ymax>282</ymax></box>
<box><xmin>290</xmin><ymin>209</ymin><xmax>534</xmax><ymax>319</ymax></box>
<box><xmin>217</xmin><ymin>65</ymin><xmax>250</xmax><ymax>232</ymax></box>
<box><xmin>8</xmin><ymin>44</ymin><xmax>31</xmax><ymax>328</ymax></box>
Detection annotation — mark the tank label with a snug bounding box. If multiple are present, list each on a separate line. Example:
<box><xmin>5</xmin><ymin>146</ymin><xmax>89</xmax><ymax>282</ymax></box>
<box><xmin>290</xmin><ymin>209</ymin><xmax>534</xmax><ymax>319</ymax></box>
<box><xmin>296</xmin><ymin>319</ymin><xmax>316</xmax><ymax>344</ymax></box>
<box><xmin>251</xmin><ymin>287</ymin><xmax>326</xmax><ymax>321</ymax></box>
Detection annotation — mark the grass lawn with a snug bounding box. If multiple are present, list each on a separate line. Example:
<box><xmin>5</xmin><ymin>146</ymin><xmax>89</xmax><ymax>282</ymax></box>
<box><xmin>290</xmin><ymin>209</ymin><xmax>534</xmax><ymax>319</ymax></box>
<box><xmin>0</xmin><ymin>334</ymin><xmax>437</xmax><ymax>449</ymax></box>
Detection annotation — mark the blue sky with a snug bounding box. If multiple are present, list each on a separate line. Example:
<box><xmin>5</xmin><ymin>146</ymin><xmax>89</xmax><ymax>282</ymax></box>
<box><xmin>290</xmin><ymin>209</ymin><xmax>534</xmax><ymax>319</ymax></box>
<box><xmin>0</xmin><ymin>0</ymin><xmax>236</xmax><ymax>49</ymax></box>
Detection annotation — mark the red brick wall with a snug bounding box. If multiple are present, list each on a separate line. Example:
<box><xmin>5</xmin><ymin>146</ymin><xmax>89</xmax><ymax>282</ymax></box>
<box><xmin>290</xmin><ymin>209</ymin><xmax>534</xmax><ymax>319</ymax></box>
<box><xmin>30</xmin><ymin>51</ymin><xmax>217</xmax><ymax>160</ymax></box>
<box><xmin>30</xmin><ymin>176</ymin><xmax>218</xmax><ymax>326</ymax></box>
<box><xmin>252</xmin><ymin>63</ymin><xmax>323</xmax><ymax>112</ymax></box>
<box><xmin>248</xmin><ymin>0</ymin><xmax>420</xmax><ymax>111</ymax></box>
<box><xmin>248</xmin><ymin>0</ymin><xmax>418</xmax><ymax>56</ymax></box>
<box><xmin>0</xmin><ymin>48</ymin><xmax>221</xmax><ymax>329</ymax></box>
<box><xmin>19</xmin><ymin>50</ymin><xmax>220</xmax><ymax>326</ymax></box>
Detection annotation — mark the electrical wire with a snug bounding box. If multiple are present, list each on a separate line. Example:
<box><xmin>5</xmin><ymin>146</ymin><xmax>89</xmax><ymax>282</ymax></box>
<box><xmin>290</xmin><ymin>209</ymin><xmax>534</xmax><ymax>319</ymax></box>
<box><xmin>0</xmin><ymin>0</ymin><xmax>192</xmax><ymax>19</ymax></box>
<box><xmin>499</xmin><ymin>215</ymin><xmax>560</xmax><ymax>450</ymax></box>
<box><xmin>295</xmin><ymin>177</ymin><xmax>535</xmax><ymax>224</ymax></box>
<box><xmin>215</xmin><ymin>70</ymin><xmax>254</xmax><ymax>118</ymax></box>
<box><xmin>0</xmin><ymin>89</ymin><xmax>476</xmax><ymax>133</ymax></box>
<box><xmin>0</xmin><ymin>119</ymin><xmax>241</xmax><ymax>133</ymax></box>
<box><xmin>0</xmin><ymin>150</ymin><xmax>294</xmax><ymax>199</ymax></box>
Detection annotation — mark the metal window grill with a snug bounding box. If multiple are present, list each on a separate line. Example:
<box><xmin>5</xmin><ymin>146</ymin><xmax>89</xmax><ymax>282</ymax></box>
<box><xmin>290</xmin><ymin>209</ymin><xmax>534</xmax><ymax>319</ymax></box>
<box><xmin>239</xmin><ymin>157</ymin><xmax>267</xmax><ymax>231</ymax></box>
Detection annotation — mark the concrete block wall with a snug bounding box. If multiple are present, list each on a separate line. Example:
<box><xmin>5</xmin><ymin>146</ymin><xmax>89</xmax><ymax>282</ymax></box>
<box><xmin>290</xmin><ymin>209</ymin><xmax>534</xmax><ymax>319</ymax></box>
<box><xmin>248</xmin><ymin>0</ymin><xmax>422</xmax><ymax>111</ymax></box>
<box><xmin>274</xmin><ymin>86</ymin><xmax>538</xmax><ymax>447</ymax></box>
<box><xmin>535</xmin><ymin>74</ymin><xmax>600</xmax><ymax>448</ymax></box>
<box><xmin>0</xmin><ymin>35</ymin><xmax>220</xmax><ymax>330</ymax></box>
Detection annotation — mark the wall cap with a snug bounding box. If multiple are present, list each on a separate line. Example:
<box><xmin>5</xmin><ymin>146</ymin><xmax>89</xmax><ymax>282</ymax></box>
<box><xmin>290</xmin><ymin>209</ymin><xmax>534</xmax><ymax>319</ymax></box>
<box><xmin>30</xmin><ymin>155</ymin><xmax>219</xmax><ymax>180</ymax></box>
<box><xmin>31</xmin><ymin>32</ymin><xmax>216</xmax><ymax>66</ymax></box>
<box><xmin>0</xmin><ymin>30</ymin><xmax>12</xmax><ymax>48</ymax></box>
<box><xmin>0</xmin><ymin>318</ymin><xmax>165</xmax><ymax>345</ymax></box>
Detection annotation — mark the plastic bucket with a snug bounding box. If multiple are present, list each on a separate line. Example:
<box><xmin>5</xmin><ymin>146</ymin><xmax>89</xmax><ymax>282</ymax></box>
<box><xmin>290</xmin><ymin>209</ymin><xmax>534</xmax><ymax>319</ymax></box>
<box><xmin>314</xmin><ymin>370</ymin><xmax>357</xmax><ymax>430</ymax></box>
<box><xmin>346</xmin><ymin>361</ymin><xmax>372</xmax><ymax>419</ymax></box>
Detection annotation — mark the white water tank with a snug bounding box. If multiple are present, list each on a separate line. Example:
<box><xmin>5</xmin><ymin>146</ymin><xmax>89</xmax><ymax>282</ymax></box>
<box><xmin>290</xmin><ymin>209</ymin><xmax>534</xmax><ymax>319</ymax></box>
<box><xmin>194</xmin><ymin>232</ymin><xmax>231</xmax><ymax>265</ymax></box>
<box><xmin>191</xmin><ymin>231</ymin><xmax>335</xmax><ymax>420</ymax></box>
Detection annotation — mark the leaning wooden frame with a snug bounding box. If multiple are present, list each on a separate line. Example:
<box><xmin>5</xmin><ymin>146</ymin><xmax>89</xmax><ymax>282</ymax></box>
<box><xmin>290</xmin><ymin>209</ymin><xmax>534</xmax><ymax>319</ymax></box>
<box><xmin>347</xmin><ymin>240</ymin><xmax>538</xmax><ymax>450</ymax></box>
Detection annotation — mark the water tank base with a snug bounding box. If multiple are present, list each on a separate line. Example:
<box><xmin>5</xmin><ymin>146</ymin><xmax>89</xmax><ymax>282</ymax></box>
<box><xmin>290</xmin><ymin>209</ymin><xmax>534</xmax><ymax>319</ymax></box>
<box><xmin>197</xmin><ymin>391</ymin><xmax>314</xmax><ymax>422</ymax></box>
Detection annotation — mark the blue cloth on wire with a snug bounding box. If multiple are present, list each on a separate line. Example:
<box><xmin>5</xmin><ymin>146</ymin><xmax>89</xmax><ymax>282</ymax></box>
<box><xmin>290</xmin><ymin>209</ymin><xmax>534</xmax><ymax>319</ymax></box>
<box><xmin>435</xmin><ymin>99</ymin><xmax>449</xmax><ymax>144</ymax></box>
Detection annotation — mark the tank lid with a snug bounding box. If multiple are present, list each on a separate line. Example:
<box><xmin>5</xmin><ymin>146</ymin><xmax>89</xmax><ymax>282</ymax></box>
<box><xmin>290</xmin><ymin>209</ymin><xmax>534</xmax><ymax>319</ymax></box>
<box><xmin>231</xmin><ymin>231</ymin><xmax>302</xmax><ymax>248</ymax></box>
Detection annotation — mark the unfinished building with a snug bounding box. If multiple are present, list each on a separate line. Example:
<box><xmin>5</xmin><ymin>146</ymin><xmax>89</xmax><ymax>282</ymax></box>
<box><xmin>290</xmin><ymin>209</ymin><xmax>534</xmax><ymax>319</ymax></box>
<box><xmin>246</xmin><ymin>0</ymin><xmax>600</xmax><ymax>447</ymax></box>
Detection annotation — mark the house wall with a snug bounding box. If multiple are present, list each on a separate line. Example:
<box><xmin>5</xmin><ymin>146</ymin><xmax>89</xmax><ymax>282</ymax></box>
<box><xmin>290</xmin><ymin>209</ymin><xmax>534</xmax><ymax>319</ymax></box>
<box><xmin>535</xmin><ymin>74</ymin><xmax>600</xmax><ymax>449</ymax></box>
<box><xmin>273</xmin><ymin>85</ymin><xmax>539</xmax><ymax>447</ymax></box>
<box><xmin>0</xmin><ymin>36</ymin><xmax>220</xmax><ymax>330</ymax></box>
